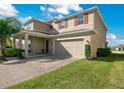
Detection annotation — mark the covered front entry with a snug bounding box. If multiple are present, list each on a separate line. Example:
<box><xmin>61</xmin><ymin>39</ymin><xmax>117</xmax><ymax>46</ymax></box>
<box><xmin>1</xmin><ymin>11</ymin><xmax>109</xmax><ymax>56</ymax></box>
<box><xmin>13</xmin><ymin>31</ymin><xmax>55</xmax><ymax>58</ymax></box>
<box><xmin>29</xmin><ymin>36</ymin><xmax>49</xmax><ymax>54</ymax></box>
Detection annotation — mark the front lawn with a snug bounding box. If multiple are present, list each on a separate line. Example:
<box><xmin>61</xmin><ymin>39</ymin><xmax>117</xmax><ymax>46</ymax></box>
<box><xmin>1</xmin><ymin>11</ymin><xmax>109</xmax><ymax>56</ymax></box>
<box><xmin>7</xmin><ymin>54</ymin><xmax>124</xmax><ymax>89</ymax></box>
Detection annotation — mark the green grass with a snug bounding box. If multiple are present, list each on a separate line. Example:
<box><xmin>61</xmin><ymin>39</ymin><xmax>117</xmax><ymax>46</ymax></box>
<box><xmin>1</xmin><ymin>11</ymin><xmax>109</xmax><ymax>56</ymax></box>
<box><xmin>7</xmin><ymin>54</ymin><xmax>124</xmax><ymax>89</ymax></box>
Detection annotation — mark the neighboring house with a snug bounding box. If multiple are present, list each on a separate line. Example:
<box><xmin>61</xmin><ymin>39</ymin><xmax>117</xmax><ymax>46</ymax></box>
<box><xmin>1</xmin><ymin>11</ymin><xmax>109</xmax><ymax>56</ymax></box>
<box><xmin>111</xmin><ymin>44</ymin><xmax>124</xmax><ymax>51</ymax></box>
<box><xmin>13</xmin><ymin>6</ymin><xmax>107</xmax><ymax>59</ymax></box>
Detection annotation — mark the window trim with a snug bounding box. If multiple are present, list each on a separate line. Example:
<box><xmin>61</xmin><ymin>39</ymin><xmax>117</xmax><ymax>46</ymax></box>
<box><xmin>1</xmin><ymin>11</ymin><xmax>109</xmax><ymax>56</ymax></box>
<box><xmin>77</xmin><ymin>15</ymin><xmax>83</xmax><ymax>25</ymax></box>
<box><xmin>59</xmin><ymin>20</ymin><xmax>65</xmax><ymax>29</ymax></box>
<box><xmin>25</xmin><ymin>23</ymin><xmax>34</xmax><ymax>30</ymax></box>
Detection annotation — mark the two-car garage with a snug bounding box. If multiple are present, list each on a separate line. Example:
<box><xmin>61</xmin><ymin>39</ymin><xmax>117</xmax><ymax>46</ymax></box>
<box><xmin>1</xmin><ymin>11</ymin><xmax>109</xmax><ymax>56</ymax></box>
<box><xmin>55</xmin><ymin>38</ymin><xmax>85</xmax><ymax>59</ymax></box>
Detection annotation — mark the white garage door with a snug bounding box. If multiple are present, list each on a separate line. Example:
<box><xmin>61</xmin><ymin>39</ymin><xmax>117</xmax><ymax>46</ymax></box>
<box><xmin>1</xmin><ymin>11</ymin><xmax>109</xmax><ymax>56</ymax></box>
<box><xmin>55</xmin><ymin>39</ymin><xmax>85</xmax><ymax>58</ymax></box>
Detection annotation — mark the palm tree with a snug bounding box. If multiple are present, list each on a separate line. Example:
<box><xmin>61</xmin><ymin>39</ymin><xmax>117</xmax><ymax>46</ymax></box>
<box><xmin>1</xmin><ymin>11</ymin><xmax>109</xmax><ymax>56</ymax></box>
<box><xmin>0</xmin><ymin>17</ymin><xmax>21</xmax><ymax>58</ymax></box>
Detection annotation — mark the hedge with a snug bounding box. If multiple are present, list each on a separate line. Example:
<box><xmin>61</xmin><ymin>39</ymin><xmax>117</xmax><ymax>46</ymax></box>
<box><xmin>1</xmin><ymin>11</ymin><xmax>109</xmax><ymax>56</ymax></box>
<box><xmin>4</xmin><ymin>48</ymin><xmax>16</xmax><ymax>57</ymax></box>
<box><xmin>15</xmin><ymin>49</ymin><xmax>23</xmax><ymax>58</ymax></box>
<box><xmin>85</xmin><ymin>44</ymin><xmax>91</xmax><ymax>58</ymax></box>
<box><xmin>4</xmin><ymin>48</ymin><xmax>23</xmax><ymax>58</ymax></box>
<box><xmin>97</xmin><ymin>48</ymin><xmax>112</xmax><ymax>57</ymax></box>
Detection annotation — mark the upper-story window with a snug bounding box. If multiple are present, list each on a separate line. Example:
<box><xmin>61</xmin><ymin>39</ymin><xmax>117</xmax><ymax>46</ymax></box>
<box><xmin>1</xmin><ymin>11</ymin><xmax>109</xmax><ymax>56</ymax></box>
<box><xmin>60</xmin><ymin>20</ymin><xmax>65</xmax><ymax>29</ymax></box>
<box><xmin>77</xmin><ymin>15</ymin><xmax>83</xmax><ymax>25</ymax></box>
<box><xmin>25</xmin><ymin>23</ymin><xmax>33</xmax><ymax>30</ymax></box>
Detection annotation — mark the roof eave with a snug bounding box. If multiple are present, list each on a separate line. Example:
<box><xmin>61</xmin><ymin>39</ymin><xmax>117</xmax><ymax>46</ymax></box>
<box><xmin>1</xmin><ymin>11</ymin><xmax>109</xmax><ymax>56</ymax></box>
<box><xmin>51</xmin><ymin>29</ymin><xmax>95</xmax><ymax>39</ymax></box>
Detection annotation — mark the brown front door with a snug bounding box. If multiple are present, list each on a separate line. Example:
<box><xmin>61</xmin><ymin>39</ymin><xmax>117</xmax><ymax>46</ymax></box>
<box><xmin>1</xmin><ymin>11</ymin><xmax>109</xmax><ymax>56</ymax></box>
<box><xmin>46</xmin><ymin>40</ymin><xmax>49</xmax><ymax>53</ymax></box>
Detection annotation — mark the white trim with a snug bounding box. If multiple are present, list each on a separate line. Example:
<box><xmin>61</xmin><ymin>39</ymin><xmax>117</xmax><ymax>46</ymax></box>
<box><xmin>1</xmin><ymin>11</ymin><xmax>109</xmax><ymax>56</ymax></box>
<box><xmin>58</xmin><ymin>23</ymin><xmax>94</xmax><ymax>32</ymax></box>
<box><xmin>13</xmin><ymin>29</ymin><xmax>95</xmax><ymax>39</ymax></box>
<box><xmin>52</xmin><ymin>29</ymin><xmax>95</xmax><ymax>38</ymax></box>
<box><xmin>13</xmin><ymin>31</ymin><xmax>50</xmax><ymax>38</ymax></box>
<box><xmin>56</xmin><ymin>36</ymin><xmax>84</xmax><ymax>40</ymax></box>
<box><xmin>19</xmin><ymin>37</ymin><xmax>22</xmax><ymax>49</ymax></box>
<box><xmin>52</xmin><ymin>39</ymin><xmax>55</xmax><ymax>55</ymax></box>
<box><xmin>24</xmin><ymin>34</ymin><xmax>29</xmax><ymax>58</ymax></box>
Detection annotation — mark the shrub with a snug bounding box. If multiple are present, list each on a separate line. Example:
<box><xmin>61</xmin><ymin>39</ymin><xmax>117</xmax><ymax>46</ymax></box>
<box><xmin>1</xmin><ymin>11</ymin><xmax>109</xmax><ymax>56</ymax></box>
<box><xmin>4</xmin><ymin>48</ymin><xmax>23</xmax><ymax>58</ymax></box>
<box><xmin>4</xmin><ymin>48</ymin><xmax>16</xmax><ymax>57</ymax></box>
<box><xmin>97</xmin><ymin>48</ymin><xmax>112</xmax><ymax>57</ymax></box>
<box><xmin>15</xmin><ymin>49</ymin><xmax>23</xmax><ymax>58</ymax></box>
<box><xmin>85</xmin><ymin>44</ymin><xmax>91</xmax><ymax>59</ymax></box>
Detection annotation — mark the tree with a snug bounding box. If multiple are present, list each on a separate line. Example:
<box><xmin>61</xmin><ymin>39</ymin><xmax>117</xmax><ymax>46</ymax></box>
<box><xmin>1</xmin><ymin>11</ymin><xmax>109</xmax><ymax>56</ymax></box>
<box><xmin>0</xmin><ymin>17</ymin><xmax>21</xmax><ymax>58</ymax></box>
<box><xmin>105</xmin><ymin>41</ymin><xmax>108</xmax><ymax>48</ymax></box>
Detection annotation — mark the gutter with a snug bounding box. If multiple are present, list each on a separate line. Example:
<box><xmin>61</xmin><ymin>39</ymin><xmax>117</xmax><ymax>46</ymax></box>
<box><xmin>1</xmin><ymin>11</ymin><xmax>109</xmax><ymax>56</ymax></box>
<box><xmin>49</xmin><ymin>29</ymin><xmax>96</xmax><ymax>39</ymax></box>
<box><xmin>13</xmin><ymin>29</ymin><xmax>96</xmax><ymax>39</ymax></box>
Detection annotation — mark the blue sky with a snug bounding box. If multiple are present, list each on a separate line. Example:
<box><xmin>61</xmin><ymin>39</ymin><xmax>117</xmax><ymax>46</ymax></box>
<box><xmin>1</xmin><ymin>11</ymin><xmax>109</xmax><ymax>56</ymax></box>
<box><xmin>0</xmin><ymin>4</ymin><xmax>124</xmax><ymax>46</ymax></box>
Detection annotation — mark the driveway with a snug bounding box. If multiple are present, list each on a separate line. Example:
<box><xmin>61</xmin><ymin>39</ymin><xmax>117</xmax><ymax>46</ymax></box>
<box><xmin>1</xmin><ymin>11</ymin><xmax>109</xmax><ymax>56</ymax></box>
<box><xmin>0</xmin><ymin>56</ymin><xmax>77</xmax><ymax>88</ymax></box>
<box><xmin>112</xmin><ymin>51</ymin><xmax>124</xmax><ymax>54</ymax></box>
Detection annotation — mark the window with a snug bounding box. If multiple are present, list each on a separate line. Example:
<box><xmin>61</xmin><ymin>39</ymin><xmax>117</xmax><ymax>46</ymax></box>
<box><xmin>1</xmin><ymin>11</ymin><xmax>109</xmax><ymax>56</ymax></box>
<box><xmin>77</xmin><ymin>15</ymin><xmax>83</xmax><ymax>25</ymax></box>
<box><xmin>25</xmin><ymin>23</ymin><xmax>33</xmax><ymax>30</ymax></box>
<box><xmin>50</xmin><ymin>25</ymin><xmax>53</xmax><ymax>29</ymax></box>
<box><xmin>60</xmin><ymin>20</ymin><xmax>65</xmax><ymax>29</ymax></box>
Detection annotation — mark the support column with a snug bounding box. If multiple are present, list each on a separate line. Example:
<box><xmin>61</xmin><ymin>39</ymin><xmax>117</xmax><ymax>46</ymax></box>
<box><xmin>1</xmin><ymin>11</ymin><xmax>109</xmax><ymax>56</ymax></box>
<box><xmin>24</xmin><ymin>34</ymin><xmax>28</xmax><ymax>58</ymax></box>
<box><xmin>19</xmin><ymin>37</ymin><xmax>22</xmax><ymax>49</ymax></box>
<box><xmin>52</xmin><ymin>39</ymin><xmax>55</xmax><ymax>55</ymax></box>
<box><xmin>13</xmin><ymin>38</ymin><xmax>16</xmax><ymax>48</ymax></box>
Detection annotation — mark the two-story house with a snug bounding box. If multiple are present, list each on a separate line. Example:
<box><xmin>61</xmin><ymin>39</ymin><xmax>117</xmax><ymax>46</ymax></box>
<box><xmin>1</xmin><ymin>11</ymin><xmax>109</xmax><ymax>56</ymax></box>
<box><xmin>13</xmin><ymin>6</ymin><xmax>107</xmax><ymax>59</ymax></box>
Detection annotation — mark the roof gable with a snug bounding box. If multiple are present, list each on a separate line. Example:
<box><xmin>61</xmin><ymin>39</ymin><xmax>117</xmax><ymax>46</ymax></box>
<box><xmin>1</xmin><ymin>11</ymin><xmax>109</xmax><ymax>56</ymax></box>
<box><xmin>24</xmin><ymin>18</ymin><xmax>50</xmax><ymax>26</ymax></box>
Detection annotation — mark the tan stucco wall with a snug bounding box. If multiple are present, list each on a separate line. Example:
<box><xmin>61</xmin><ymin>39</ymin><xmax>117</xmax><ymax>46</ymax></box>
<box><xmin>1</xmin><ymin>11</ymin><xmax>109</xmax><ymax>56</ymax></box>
<box><xmin>34</xmin><ymin>21</ymin><xmax>50</xmax><ymax>32</ymax></box>
<box><xmin>32</xmin><ymin>21</ymin><xmax>50</xmax><ymax>32</ymax></box>
<box><xmin>51</xmin><ymin>13</ymin><xmax>94</xmax><ymax>34</ymax></box>
<box><xmin>30</xmin><ymin>36</ymin><xmax>45</xmax><ymax>53</ymax></box>
<box><xmin>48</xmin><ymin>12</ymin><xmax>107</xmax><ymax>59</ymax></box>
<box><xmin>48</xmin><ymin>39</ymin><xmax>53</xmax><ymax>54</ymax></box>
<box><xmin>90</xmin><ymin>12</ymin><xmax>106</xmax><ymax>58</ymax></box>
<box><xmin>50</xmin><ymin>12</ymin><xmax>106</xmax><ymax>58</ymax></box>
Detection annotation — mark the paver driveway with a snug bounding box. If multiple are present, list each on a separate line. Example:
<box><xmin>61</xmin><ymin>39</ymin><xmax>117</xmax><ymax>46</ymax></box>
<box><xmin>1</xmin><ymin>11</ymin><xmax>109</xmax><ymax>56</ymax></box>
<box><xmin>0</xmin><ymin>56</ymin><xmax>76</xmax><ymax>88</ymax></box>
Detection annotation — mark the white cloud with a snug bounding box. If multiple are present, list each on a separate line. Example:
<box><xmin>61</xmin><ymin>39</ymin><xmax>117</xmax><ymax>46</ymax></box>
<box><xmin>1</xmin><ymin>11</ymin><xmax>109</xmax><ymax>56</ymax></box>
<box><xmin>40</xmin><ymin>6</ymin><xmax>46</xmax><ymax>11</ymax></box>
<box><xmin>0</xmin><ymin>4</ymin><xmax>18</xmax><ymax>17</ymax></box>
<box><xmin>48</xmin><ymin>7</ymin><xmax>69</xmax><ymax>15</ymax></box>
<box><xmin>58</xmin><ymin>14</ymin><xmax>64</xmax><ymax>18</ymax></box>
<box><xmin>107</xmin><ymin>33</ymin><xmax>124</xmax><ymax>46</ymax></box>
<box><xmin>56</xmin><ymin>7</ymin><xmax>70</xmax><ymax>15</ymax></box>
<box><xmin>38</xmin><ymin>18</ymin><xmax>44</xmax><ymax>22</ymax></box>
<box><xmin>48</xmin><ymin>7</ymin><xmax>55</xmax><ymax>13</ymax></box>
<box><xmin>106</xmin><ymin>33</ymin><xmax>117</xmax><ymax>40</ymax></box>
<box><xmin>48</xmin><ymin>4</ymin><xmax>83</xmax><ymax>15</ymax></box>
<box><xmin>47</xmin><ymin>13</ymin><xmax>53</xmax><ymax>19</ymax></box>
<box><xmin>69</xmin><ymin>4</ymin><xmax>83</xmax><ymax>11</ymax></box>
<box><xmin>50</xmin><ymin>4</ymin><xmax>83</xmax><ymax>11</ymax></box>
<box><xmin>19</xmin><ymin>16</ymin><xmax>32</xmax><ymax>24</ymax></box>
<box><xmin>54</xmin><ymin>14</ymin><xmax>64</xmax><ymax>19</ymax></box>
<box><xmin>50</xmin><ymin>4</ymin><xmax>64</xmax><ymax>8</ymax></box>
<box><xmin>40</xmin><ymin>4</ymin><xmax>83</xmax><ymax>20</ymax></box>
